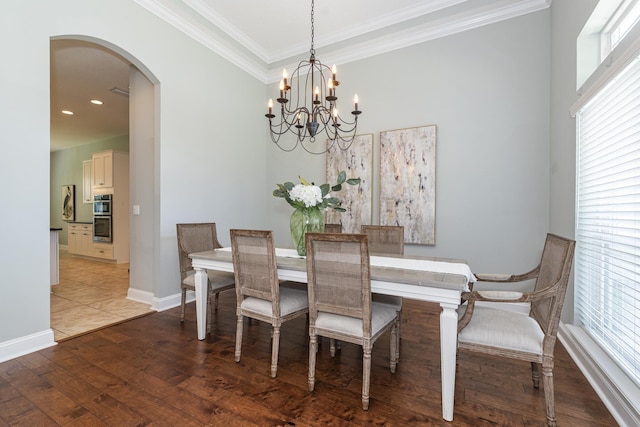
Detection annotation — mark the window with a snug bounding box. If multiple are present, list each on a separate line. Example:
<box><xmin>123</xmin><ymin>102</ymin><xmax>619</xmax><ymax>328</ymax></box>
<box><xmin>575</xmin><ymin>53</ymin><xmax>640</xmax><ymax>388</ymax></box>
<box><xmin>602</xmin><ymin>0</ymin><xmax>640</xmax><ymax>58</ymax></box>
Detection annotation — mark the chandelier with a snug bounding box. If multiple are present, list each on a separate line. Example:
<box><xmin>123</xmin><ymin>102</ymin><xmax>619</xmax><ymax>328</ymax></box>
<box><xmin>265</xmin><ymin>0</ymin><xmax>362</xmax><ymax>154</ymax></box>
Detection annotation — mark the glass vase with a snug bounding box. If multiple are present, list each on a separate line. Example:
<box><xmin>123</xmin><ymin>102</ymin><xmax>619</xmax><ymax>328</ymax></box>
<box><xmin>290</xmin><ymin>207</ymin><xmax>325</xmax><ymax>256</ymax></box>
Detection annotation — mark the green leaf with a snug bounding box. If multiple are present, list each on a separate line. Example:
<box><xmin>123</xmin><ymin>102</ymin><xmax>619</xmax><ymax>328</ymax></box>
<box><xmin>326</xmin><ymin>197</ymin><xmax>340</xmax><ymax>205</ymax></box>
<box><xmin>331</xmin><ymin>183</ymin><xmax>342</xmax><ymax>192</ymax></box>
<box><xmin>346</xmin><ymin>178</ymin><xmax>361</xmax><ymax>185</ymax></box>
<box><xmin>319</xmin><ymin>183</ymin><xmax>330</xmax><ymax>197</ymax></box>
<box><xmin>333</xmin><ymin>207</ymin><xmax>346</xmax><ymax>212</ymax></box>
<box><xmin>337</xmin><ymin>170</ymin><xmax>346</xmax><ymax>185</ymax></box>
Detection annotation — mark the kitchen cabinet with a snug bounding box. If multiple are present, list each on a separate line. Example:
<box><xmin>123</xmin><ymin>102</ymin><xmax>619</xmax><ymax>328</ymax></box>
<box><xmin>92</xmin><ymin>150</ymin><xmax>113</xmax><ymax>188</ymax></box>
<box><xmin>82</xmin><ymin>160</ymin><xmax>93</xmax><ymax>203</ymax></box>
<box><xmin>91</xmin><ymin>149</ymin><xmax>129</xmax><ymax>263</ymax></box>
<box><xmin>68</xmin><ymin>223</ymin><xmax>93</xmax><ymax>256</ymax></box>
<box><xmin>92</xmin><ymin>243</ymin><xmax>114</xmax><ymax>260</ymax></box>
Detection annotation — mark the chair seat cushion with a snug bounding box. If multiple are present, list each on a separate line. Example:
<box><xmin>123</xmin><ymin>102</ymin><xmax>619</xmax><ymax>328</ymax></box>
<box><xmin>241</xmin><ymin>287</ymin><xmax>308</xmax><ymax>317</ymax></box>
<box><xmin>315</xmin><ymin>302</ymin><xmax>397</xmax><ymax>338</ymax></box>
<box><xmin>458</xmin><ymin>306</ymin><xmax>544</xmax><ymax>355</ymax></box>
<box><xmin>183</xmin><ymin>270</ymin><xmax>235</xmax><ymax>291</ymax></box>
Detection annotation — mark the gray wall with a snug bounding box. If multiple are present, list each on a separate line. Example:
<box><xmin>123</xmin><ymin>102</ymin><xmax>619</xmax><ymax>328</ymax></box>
<box><xmin>50</xmin><ymin>135</ymin><xmax>129</xmax><ymax>246</ymax></box>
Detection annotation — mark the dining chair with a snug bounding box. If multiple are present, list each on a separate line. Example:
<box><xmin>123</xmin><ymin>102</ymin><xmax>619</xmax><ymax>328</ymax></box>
<box><xmin>361</xmin><ymin>224</ymin><xmax>405</xmax><ymax>359</ymax></box>
<box><xmin>176</xmin><ymin>223</ymin><xmax>235</xmax><ymax>333</ymax></box>
<box><xmin>305</xmin><ymin>232</ymin><xmax>399</xmax><ymax>410</ymax></box>
<box><xmin>323</xmin><ymin>223</ymin><xmax>342</xmax><ymax>233</ymax></box>
<box><xmin>360</xmin><ymin>224</ymin><xmax>404</xmax><ymax>255</ymax></box>
<box><xmin>230</xmin><ymin>229</ymin><xmax>309</xmax><ymax>378</ymax></box>
<box><xmin>457</xmin><ymin>233</ymin><xmax>576</xmax><ymax>427</ymax></box>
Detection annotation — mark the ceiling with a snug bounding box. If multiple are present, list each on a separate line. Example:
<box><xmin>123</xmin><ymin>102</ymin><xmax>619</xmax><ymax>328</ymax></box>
<box><xmin>50</xmin><ymin>0</ymin><xmax>550</xmax><ymax>151</ymax></box>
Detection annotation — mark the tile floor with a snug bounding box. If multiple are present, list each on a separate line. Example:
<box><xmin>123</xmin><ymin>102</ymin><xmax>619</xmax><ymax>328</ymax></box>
<box><xmin>50</xmin><ymin>251</ymin><xmax>155</xmax><ymax>341</ymax></box>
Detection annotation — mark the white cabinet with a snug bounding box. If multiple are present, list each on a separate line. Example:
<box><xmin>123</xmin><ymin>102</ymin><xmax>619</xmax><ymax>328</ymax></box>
<box><xmin>92</xmin><ymin>150</ymin><xmax>113</xmax><ymax>188</ymax></box>
<box><xmin>68</xmin><ymin>223</ymin><xmax>93</xmax><ymax>256</ymax></box>
<box><xmin>91</xmin><ymin>149</ymin><xmax>129</xmax><ymax>263</ymax></box>
<box><xmin>82</xmin><ymin>160</ymin><xmax>93</xmax><ymax>203</ymax></box>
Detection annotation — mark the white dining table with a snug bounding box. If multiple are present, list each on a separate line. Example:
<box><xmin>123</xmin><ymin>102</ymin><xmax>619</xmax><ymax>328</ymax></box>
<box><xmin>189</xmin><ymin>247</ymin><xmax>475</xmax><ymax>422</ymax></box>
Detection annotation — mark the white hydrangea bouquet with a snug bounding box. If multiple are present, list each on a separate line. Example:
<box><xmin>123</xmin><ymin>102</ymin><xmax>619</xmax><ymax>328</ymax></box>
<box><xmin>273</xmin><ymin>171</ymin><xmax>360</xmax><ymax>211</ymax></box>
<box><xmin>273</xmin><ymin>171</ymin><xmax>360</xmax><ymax>255</ymax></box>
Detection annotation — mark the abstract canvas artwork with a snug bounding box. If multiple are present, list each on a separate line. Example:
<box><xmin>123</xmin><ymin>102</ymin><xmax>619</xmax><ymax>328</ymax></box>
<box><xmin>325</xmin><ymin>134</ymin><xmax>373</xmax><ymax>233</ymax></box>
<box><xmin>380</xmin><ymin>125</ymin><xmax>436</xmax><ymax>245</ymax></box>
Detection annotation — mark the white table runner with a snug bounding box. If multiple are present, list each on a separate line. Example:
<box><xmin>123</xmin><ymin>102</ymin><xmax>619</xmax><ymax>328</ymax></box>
<box><xmin>218</xmin><ymin>247</ymin><xmax>476</xmax><ymax>283</ymax></box>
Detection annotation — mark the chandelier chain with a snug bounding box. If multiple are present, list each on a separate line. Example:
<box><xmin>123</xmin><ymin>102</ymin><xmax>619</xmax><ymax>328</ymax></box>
<box><xmin>310</xmin><ymin>0</ymin><xmax>315</xmax><ymax>56</ymax></box>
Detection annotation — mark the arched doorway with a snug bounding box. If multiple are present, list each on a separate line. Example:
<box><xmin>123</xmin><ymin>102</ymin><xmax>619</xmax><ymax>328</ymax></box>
<box><xmin>50</xmin><ymin>36</ymin><xmax>159</xmax><ymax>339</ymax></box>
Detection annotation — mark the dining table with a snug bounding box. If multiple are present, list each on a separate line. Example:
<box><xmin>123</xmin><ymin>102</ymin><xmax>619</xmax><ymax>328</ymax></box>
<box><xmin>189</xmin><ymin>247</ymin><xmax>475</xmax><ymax>422</ymax></box>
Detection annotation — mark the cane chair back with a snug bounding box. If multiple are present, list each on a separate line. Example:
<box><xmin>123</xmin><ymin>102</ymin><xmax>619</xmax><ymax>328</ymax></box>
<box><xmin>305</xmin><ymin>232</ymin><xmax>399</xmax><ymax>410</ymax></box>
<box><xmin>361</xmin><ymin>225</ymin><xmax>404</xmax><ymax>255</ymax></box>
<box><xmin>230</xmin><ymin>229</ymin><xmax>308</xmax><ymax>378</ymax></box>
<box><xmin>457</xmin><ymin>233</ymin><xmax>575</xmax><ymax>427</ymax></box>
<box><xmin>361</xmin><ymin>224</ymin><xmax>404</xmax><ymax>355</ymax></box>
<box><xmin>176</xmin><ymin>223</ymin><xmax>234</xmax><ymax>331</ymax></box>
<box><xmin>323</xmin><ymin>223</ymin><xmax>342</xmax><ymax>233</ymax></box>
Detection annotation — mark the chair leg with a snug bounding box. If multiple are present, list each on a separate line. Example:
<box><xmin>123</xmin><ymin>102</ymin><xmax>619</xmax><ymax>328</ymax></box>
<box><xmin>206</xmin><ymin>292</ymin><xmax>212</xmax><ymax>334</ymax></box>
<box><xmin>235</xmin><ymin>315</ymin><xmax>243</xmax><ymax>363</ymax></box>
<box><xmin>390</xmin><ymin>321</ymin><xmax>398</xmax><ymax>374</ymax></box>
<box><xmin>330</xmin><ymin>339</ymin><xmax>336</xmax><ymax>357</ymax></box>
<box><xmin>531</xmin><ymin>361</ymin><xmax>541</xmax><ymax>389</ymax></box>
<box><xmin>309</xmin><ymin>334</ymin><xmax>317</xmax><ymax>391</ymax></box>
<box><xmin>270</xmin><ymin>325</ymin><xmax>281</xmax><ymax>378</ymax></box>
<box><xmin>542</xmin><ymin>360</ymin><xmax>557</xmax><ymax>427</ymax></box>
<box><xmin>214</xmin><ymin>292</ymin><xmax>220</xmax><ymax>310</ymax></box>
<box><xmin>180</xmin><ymin>288</ymin><xmax>187</xmax><ymax>322</ymax></box>
<box><xmin>396</xmin><ymin>309</ymin><xmax>402</xmax><ymax>361</ymax></box>
<box><xmin>362</xmin><ymin>345</ymin><xmax>372</xmax><ymax>410</ymax></box>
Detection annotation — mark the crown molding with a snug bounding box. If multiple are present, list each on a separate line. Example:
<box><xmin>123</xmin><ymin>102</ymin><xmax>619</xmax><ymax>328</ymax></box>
<box><xmin>136</xmin><ymin>0</ymin><xmax>550</xmax><ymax>84</ymax></box>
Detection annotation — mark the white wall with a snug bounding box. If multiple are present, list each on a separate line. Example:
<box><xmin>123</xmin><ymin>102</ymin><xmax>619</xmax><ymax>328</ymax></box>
<box><xmin>0</xmin><ymin>0</ymin><xmax>266</xmax><ymax>355</ymax></box>
<box><xmin>267</xmin><ymin>11</ymin><xmax>553</xmax><ymax>283</ymax></box>
<box><xmin>549</xmin><ymin>0</ymin><xmax>600</xmax><ymax>323</ymax></box>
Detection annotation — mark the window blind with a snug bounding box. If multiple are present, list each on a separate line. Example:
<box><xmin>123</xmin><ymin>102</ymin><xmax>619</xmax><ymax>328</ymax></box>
<box><xmin>575</xmin><ymin>53</ymin><xmax>640</xmax><ymax>388</ymax></box>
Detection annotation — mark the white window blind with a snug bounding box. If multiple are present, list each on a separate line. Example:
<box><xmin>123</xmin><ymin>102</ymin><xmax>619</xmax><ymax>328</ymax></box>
<box><xmin>575</xmin><ymin>53</ymin><xmax>640</xmax><ymax>388</ymax></box>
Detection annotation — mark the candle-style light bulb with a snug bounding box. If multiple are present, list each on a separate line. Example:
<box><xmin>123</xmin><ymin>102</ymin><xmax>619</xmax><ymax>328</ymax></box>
<box><xmin>279</xmin><ymin>80</ymin><xmax>285</xmax><ymax>98</ymax></box>
<box><xmin>354</xmin><ymin>94</ymin><xmax>359</xmax><ymax>111</ymax></box>
<box><xmin>333</xmin><ymin>107</ymin><xmax>338</xmax><ymax>118</ymax></box>
<box><xmin>331</xmin><ymin>64</ymin><xmax>337</xmax><ymax>81</ymax></box>
<box><xmin>315</xmin><ymin>86</ymin><xmax>320</xmax><ymax>101</ymax></box>
<box><xmin>268</xmin><ymin>99</ymin><xmax>273</xmax><ymax>115</ymax></box>
<box><xmin>282</xmin><ymin>69</ymin><xmax>288</xmax><ymax>89</ymax></box>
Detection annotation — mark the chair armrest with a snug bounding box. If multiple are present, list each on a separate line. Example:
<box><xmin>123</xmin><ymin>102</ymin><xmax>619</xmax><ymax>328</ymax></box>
<box><xmin>461</xmin><ymin>290</ymin><xmax>527</xmax><ymax>304</ymax></box>
<box><xmin>474</xmin><ymin>265</ymin><xmax>540</xmax><ymax>283</ymax></box>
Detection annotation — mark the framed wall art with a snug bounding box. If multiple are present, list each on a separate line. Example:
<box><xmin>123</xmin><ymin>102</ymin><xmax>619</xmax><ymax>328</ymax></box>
<box><xmin>62</xmin><ymin>184</ymin><xmax>75</xmax><ymax>221</ymax></box>
<box><xmin>325</xmin><ymin>133</ymin><xmax>373</xmax><ymax>233</ymax></box>
<box><xmin>380</xmin><ymin>125</ymin><xmax>436</xmax><ymax>245</ymax></box>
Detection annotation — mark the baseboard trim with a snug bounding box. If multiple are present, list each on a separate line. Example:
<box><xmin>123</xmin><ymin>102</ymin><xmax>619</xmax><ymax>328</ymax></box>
<box><xmin>0</xmin><ymin>329</ymin><xmax>57</xmax><ymax>363</ymax></box>
<box><xmin>126</xmin><ymin>287</ymin><xmax>154</xmax><ymax>305</ymax></box>
<box><xmin>148</xmin><ymin>290</ymin><xmax>192</xmax><ymax>312</ymax></box>
<box><xmin>559</xmin><ymin>323</ymin><xmax>640</xmax><ymax>427</ymax></box>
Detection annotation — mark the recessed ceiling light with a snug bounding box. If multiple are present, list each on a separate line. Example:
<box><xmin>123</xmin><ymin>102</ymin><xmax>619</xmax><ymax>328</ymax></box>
<box><xmin>61</xmin><ymin>110</ymin><xmax>74</xmax><ymax>115</ymax></box>
<box><xmin>90</xmin><ymin>99</ymin><xmax>103</xmax><ymax>105</ymax></box>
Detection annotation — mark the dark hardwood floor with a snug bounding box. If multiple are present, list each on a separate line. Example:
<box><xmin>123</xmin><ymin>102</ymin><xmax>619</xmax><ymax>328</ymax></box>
<box><xmin>0</xmin><ymin>292</ymin><xmax>617</xmax><ymax>426</ymax></box>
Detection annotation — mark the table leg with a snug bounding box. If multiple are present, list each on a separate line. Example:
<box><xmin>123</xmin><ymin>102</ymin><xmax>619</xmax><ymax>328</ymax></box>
<box><xmin>195</xmin><ymin>267</ymin><xmax>207</xmax><ymax>340</ymax></box>
<box><xmin>440</xmin><ymin>302</ymin><xmax>459</xmax><ymax>421</ymax></box>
